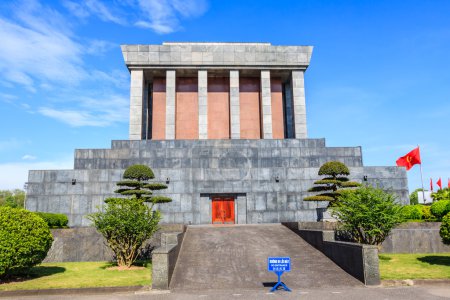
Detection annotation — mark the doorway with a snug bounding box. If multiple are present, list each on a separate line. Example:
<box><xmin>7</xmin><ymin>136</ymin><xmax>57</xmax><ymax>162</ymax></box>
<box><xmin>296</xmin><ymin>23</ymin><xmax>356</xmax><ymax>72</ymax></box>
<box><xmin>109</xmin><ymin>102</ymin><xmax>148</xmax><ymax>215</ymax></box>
<box><xmin>211</xmin><ymin>197</ymin><xmax>235</xmax><ymax>224</ymax></box>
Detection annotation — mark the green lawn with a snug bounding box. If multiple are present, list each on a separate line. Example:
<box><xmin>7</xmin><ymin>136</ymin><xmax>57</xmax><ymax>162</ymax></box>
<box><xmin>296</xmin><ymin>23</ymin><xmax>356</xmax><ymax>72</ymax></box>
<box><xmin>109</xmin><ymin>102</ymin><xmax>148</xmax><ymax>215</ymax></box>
<box><xmin>0</xmin><ymin>261</ymin><xmax>151</xmax><ymax>291</ymax></box>
<box><xmin>379</xmin><ymin>253</ymin><xmax>450</xmax><ymax>280</ymax></box>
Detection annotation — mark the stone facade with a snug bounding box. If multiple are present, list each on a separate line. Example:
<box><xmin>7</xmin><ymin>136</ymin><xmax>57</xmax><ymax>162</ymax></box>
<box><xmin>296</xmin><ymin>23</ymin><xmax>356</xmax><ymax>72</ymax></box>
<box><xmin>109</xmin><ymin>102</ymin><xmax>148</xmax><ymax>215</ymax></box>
<box><xmin>27</xmin><ymin>139</ymin><xmax>408</xmax><ymax>227</ymax></box>
<box><xmin>26</xmin><ymin>42</ymin><xmax>409</xmax><ymax>227</ymax></box>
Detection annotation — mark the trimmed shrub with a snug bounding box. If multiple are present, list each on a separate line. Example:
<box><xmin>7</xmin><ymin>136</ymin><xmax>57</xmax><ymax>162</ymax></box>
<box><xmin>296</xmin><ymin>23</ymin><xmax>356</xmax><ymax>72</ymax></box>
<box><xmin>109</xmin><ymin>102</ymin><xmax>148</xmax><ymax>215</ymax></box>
<box><xmin>430</xmin><ymin>200</ymin><xmax>450</xmax><ymax>220</ymax></box>
<box><xmin>401</xmin><ymin>205</ymin><xmax>424</xmax><ymax>220</ymax></box>
<box><xmin>0</xmin><ymin>207</ymin><xmax>53</xmax><ymax>278</ymax></box>
<box><xmin>34</xmin><ymin>212</ymin><xmax>68</xmax><ymax>228</ymax></box>
<box><xmin>123</xmin><ymin>164</ymin><xmax>154</xmax><ymax>181</ymax></box>
<box><xmin>421</xmin><ymin>205</ymin><xmax>433</xmax><ymax>220</ymax></box>
<box><xmin>304</xmin><ymin>161</ymin><xmax>360</xmax><ymax>205</ymax></box>
<box><xmin>440</xmin><ymin>212</ymin><xmax>450</xmax><ymax>245</ymax></box>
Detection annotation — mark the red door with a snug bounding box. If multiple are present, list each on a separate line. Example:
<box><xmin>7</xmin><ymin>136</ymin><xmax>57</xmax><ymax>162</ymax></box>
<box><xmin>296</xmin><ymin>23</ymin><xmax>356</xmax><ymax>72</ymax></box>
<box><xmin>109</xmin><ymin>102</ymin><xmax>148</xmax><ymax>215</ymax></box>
<box><xmin>212</xmin><ymin>197</ymin><xmax>235</xmax><ymax>224</ymax></box>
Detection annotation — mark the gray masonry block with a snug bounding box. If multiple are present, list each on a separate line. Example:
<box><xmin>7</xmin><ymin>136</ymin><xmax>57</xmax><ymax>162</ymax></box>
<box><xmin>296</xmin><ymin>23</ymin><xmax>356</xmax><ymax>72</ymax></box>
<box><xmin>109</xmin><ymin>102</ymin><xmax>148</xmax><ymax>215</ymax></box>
<box><xmin>28</xmin><ymin>139</ymin><xmax>408</xmax><ymax>227</ymax></box>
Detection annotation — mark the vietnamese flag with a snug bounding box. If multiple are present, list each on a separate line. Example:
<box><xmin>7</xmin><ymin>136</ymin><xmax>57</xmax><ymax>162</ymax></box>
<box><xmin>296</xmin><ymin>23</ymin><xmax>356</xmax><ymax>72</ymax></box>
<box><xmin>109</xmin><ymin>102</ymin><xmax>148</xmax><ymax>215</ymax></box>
<box><xmin>430</xmin><ymin>178</ymin><xmax>433</xmax><ymax>192</ymax></box>
<box><xmin>448</xmin><ymin>178</ymin><xmax>450</xmax><ymax>189</ymax></box>
<box><xmin>437</xmin><ymin>178</ymin><xmax>442</xmax><ymax>190</ymax></box>
<box><xmin>396</xmin><ymin>147</ymin><xmax>421</xmax><ymax>171</ymax></box>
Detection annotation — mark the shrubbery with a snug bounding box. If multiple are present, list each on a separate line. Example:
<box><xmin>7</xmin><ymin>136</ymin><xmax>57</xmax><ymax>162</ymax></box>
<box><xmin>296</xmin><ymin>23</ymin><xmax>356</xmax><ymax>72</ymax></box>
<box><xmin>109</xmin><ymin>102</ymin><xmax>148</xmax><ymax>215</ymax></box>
<box><xmin>332</xmin><ymin>185</ymin><xmax>404</xmax><ymax>246</ymax></box>
<box><xmin>0</xmin><ymin>207</ymin><xmax>53</xmax><ymax>278</ymax></box>
<box><xmin>440</xmin><ymin>213</ymin><xmax>450</xmax><ymax>245</ymax></box>
<box><xmin>401</xmin><ymin>205</ymin><xmax>424</xmax><ymax>220</ymax></box>
<box><xmin>34</xmin><ymin>212</ymin><xmax>68</xmax><ymax>228</ymax></box>
<box><xmin>430</xmin><ymin>200</ymin><xmax>450</xmax><ymax>220</ymax></box>
<box><xmin>89</xmin><ymin>164</ymin><xmax>172</xmax><ymax>267</ymax></box>
<box><xmin>421</xmin><ymin>205</ymin><xmax>433</xmax><ymax>220</ymax></box>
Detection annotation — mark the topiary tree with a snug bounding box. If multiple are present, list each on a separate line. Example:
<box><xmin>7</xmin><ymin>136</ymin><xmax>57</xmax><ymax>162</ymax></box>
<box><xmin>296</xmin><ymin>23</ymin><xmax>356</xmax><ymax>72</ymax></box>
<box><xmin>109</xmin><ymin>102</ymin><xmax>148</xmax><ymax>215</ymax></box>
<box><xmin>430</xmin><ymin>200</ymin><xmax>450</xmax><ymax>220</ymax></box>
<box><xmin>111</xmin><ymin>164</ymin><xmax>171</xmax><ymax>208</ymax></box>
<box><xmin>0</xmin><ymin>207</ymin><xmax>53</xmax><ymax>278</ymax></box>
<box><xmin>89</xmin><ymin>164</ymin><xmax>172</xmax><ymax>268</ymax></box>
<box><xmin>304</xmin><ymin>161</ymin><xmax>360</xmax><ymax>206</ymax></box>
<box><xmin>332</xmin><ymin>185</ymin><xmax>405</xmax><ymax>246</ymax></box>
<box><xmin>440</xmin><ymin>212</ymin><xmax>450</xmax><ymax>245</ymax></box>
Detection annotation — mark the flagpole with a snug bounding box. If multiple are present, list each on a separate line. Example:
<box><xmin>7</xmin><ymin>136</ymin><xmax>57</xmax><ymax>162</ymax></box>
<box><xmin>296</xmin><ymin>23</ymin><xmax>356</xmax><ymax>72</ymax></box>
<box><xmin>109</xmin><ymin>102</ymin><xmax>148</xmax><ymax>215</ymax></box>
<box><xmin>418</xmin><ymin>145</ymin><xmax>426</xmax><ymax>203</ymax></box>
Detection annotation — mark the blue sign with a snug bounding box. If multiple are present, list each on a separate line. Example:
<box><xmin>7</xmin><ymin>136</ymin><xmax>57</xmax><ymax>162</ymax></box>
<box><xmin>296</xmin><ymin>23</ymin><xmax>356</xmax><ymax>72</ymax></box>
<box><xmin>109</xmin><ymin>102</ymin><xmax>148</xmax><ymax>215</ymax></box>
<box><xmin>268</xmin><ymin>257</ymin><xmax>291</xmax><ymax>272</ymax></box>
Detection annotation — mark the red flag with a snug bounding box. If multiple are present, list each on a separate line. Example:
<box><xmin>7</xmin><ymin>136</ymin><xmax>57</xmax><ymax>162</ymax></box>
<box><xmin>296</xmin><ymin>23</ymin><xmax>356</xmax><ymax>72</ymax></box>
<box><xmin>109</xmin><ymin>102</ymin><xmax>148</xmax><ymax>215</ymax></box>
<box><xmin>448</xmin><ymin>178</ymin><xmax>450</xmax><ymax>189</ymax></box>
<box><xmin>396</xmin><ymin>147</ymin><xmax>421</xmax><ymax>171</ymax></box>
<box><xmin>430</xmin><ymin>178</ymin><xmax>433</xmax><ymax>192</ymax></box>
<box><xmin>437</xmin><ymin>178</ymin><xmax>442</xmax><ymax>190</ymax></box>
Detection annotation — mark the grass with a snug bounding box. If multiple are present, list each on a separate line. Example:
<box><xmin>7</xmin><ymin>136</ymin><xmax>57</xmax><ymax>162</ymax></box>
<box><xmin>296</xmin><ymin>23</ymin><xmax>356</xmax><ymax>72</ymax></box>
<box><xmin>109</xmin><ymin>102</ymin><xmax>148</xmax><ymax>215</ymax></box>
<box><xmin>0</xmin><ymin>261</ymin><xmax>151</xmax><ymax>291</ymax></box>
<box><xmin>379</xmin><ymin>253</ymin><xmax>450</xmax><ymax>280</ymax></box>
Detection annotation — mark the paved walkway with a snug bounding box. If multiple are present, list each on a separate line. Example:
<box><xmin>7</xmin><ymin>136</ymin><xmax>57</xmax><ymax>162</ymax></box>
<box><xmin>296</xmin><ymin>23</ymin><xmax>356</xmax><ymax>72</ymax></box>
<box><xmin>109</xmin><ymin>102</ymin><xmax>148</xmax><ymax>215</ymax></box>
<box><xmin>169</xmin><ymin>224</ymin><xmax>361</xmax><ymax>290</ymax></box>
<box><xmin>4</xmin><ymin>286</ymin><xmax>450</xmax><ymax>300</ymax></box>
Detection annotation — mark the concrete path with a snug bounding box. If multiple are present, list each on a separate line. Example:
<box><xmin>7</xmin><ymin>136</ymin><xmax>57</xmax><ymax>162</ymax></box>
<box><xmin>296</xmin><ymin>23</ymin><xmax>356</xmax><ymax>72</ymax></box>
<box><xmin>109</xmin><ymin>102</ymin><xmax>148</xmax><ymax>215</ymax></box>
<box><xmin>169</xmin><ymin>224</ymin><xmax>362</xmax><ymax>290</ymax></box>
<box><xmin>4</xmin><ymin>286</ymin><xmax>450</xmax><ymax>300</ymax></box>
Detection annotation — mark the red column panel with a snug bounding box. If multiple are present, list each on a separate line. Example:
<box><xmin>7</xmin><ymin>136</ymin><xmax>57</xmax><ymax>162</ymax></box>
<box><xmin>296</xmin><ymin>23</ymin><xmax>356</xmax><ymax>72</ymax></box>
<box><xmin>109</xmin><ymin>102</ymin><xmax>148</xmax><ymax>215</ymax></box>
<box><xmin>152</xmin><ymin>77</ymin><xmax>166</xmax><ymax>140</ymax></box>
<box><xmin>271</xmin><ymin>78</ymin><xmax>285</xmax><ymax>139</ymax></box>
<box><xmin>208</xmin><ymin>77</ymin><xmax>230</xmax><ymax>139</ymax></box>
<box><xmin>176</xmin><ymin>77</ymin><xmax>198</xmax><ymax>139</ymax></box>
<box><xmin>239</xmin><ymin>77</ymin><xmax>261</xmax><ymax>139</ymax></box>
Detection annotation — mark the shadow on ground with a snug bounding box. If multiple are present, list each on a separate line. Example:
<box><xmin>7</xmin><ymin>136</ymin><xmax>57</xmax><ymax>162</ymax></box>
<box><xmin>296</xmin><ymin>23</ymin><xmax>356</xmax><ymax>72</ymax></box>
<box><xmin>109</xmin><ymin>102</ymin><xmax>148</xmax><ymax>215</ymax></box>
<box><xmin>0</xmin><ymin>266</ymin><xmax>66</xmax><ymax>284</ymax></box>
<box><xmin>417</xmin><ymin>255</ymin><xmax>450</xmax><ymax>266</ymax></box>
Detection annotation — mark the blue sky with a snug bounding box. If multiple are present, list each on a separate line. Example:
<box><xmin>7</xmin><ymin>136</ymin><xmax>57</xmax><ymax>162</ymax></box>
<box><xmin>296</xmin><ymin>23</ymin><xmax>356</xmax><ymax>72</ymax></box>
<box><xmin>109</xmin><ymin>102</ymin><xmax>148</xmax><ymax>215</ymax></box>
<box><xmin>0</xmin><ymin>0</ymin><xmax>449</xmax><ymax>192</ymax></box>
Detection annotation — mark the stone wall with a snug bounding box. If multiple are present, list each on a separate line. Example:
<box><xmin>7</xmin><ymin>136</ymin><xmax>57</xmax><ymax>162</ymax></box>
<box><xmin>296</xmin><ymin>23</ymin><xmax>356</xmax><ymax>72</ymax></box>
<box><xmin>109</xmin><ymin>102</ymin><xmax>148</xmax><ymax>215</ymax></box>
<box><xmin>283</xmin><ymin>223</ymin><xmax>380</xmax><ymax>286</ymax></box>
<box><xmin>297</xmin><ymin>222</ymin><xmax>450</xmax><ymax>254</ymax></box>
<box><xmin>44</xmin><ymin>225</ymin><xmax>185</xmax><ymax>262</ymax></box>
<box><xmin>27</xmin><ymin>139</ymin><xmax>408</xmax><ymax>227</ymax></box>
<box><xmin>380</xmin><ymin>222</ymin><xmax>450</xmax><ymax>253</ymax></box>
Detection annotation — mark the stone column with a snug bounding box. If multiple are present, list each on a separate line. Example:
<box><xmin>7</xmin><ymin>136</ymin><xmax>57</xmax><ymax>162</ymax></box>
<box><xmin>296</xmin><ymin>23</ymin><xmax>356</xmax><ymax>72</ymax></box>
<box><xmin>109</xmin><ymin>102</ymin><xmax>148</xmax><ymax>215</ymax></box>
<box><xmin>291</xmin><ymin>70</ymin><xmax>307</xmax><ymax>138</ymax></box>
<box><xmin>165</xmin><ymin>70</ymin><xmax>176</xmax><ymax>140</ymax></box>
<box><xmin>198</xmin><ymin>70</ymin><xmax>208</xmax><ymax>139</ymax></box>
<box><xmin>230</xmin><ymin>70</ymin><xmax>240</xmax><ymax>139</ymax></box>
<box><xmin>260</xmin><ymin>70</ymin><xmax>273</xmax><ymax>139</ymax></box>
<box><xmin>129</xmin><ymin>69</ymin><xmax>144</xmax><ymax>140</ymax></box>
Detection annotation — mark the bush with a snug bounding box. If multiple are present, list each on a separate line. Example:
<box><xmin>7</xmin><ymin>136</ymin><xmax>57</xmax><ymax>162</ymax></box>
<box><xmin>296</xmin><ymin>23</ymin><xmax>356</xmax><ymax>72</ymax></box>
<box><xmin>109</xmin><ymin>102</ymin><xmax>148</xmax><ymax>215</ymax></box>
<box><xmin>401</xmin><ymin>205</ymin><xmax>424</xmax><ymax>220</ymax></box>
<box><xmin>88</xmin><ymin>198</ymin><xmax>160</xmax><ymax>267</ymax></box>
<box><xmin>89</xmin><ymin>164</ymin><xmax>171</xmax><ymax>268</ymax></box>
<box><xmin>430</xmin><ymin>200</ymin><xmax>450</xmax><ymax>220</ymax></box>
<box><xmin>0</xmin><ymin>207</ymin><xmax>53</xmax><ymax>278</ymax></box>
<box><xmin>332</xmin><ymin>185</ymin><xmax>405</xmax><ymax>246</ymax></box>
<box><xmin>34</xmin><ymin>212</ymin><xmax>68</xmax><ymax>228</ymax></box>
<box><xmin>440</xmin><ymin>212</ymin><xmax>450</xmax><ymax>245</ymax></box>
<box><xmin>421</xmin><ymin>205</ymin><xmax>433</xmax><ymax>220</ymax></box>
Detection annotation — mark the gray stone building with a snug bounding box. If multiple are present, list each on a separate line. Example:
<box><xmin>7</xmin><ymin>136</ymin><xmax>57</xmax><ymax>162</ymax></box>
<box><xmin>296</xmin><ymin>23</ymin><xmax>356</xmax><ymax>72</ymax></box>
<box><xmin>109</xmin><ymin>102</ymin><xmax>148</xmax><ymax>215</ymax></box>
<box><xmin>26</xmin><ymin>43</ymin><xmax>408</xmax><ymax>227</ymax></box>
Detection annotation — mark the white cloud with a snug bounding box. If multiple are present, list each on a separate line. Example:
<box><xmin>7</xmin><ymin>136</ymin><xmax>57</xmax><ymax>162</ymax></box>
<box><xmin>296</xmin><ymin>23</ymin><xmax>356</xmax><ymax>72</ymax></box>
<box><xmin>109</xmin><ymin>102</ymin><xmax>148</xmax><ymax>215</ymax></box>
<box><xmin>63</xmin><ymin>0</ymin><xmax>208</xmax><ymax>34</ymax></box>
<box><xmin>0</xmin><ymin>157</ymin><xmax>73</xmax><ymax>190</ymax></box>
<box><xmin>0</xmin><ymin>3</ymin><xmax>86</xmax><ymax>91</ymax></box>
<box><xmin>135</xmin><ymin>0</ymin><xmax>208</xmax><ymax>34</ymax></box>
<box><xmin>37</xmin><ymin>93</ymin><xmax>129</xmax><ymax>127</ymax></box>
<box><xmin>22</xmin><ymin>154</ymin><xmax>37</xmax><ymax>160</ymax></box>
<box><xmin>63</xmin><ymin>0</ymin><xmax>127</xmax><ymax>25</ymax></box>
<box><xmin>0</xmin><ymin>0</ymin><xmax>128</xmax><ymax>128</ymax></box>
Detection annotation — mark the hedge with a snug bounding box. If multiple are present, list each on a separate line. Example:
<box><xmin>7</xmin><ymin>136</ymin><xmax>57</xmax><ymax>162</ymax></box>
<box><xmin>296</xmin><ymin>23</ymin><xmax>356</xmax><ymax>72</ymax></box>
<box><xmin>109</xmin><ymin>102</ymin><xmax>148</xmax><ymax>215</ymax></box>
<box><xmin>430</xmin><ymin>200</ymin><xmax>450</xmax><ymax>220</ymax></box>
<box><xmin>0</xmin><ymin>207</ymin><xmax>53</xmax><ymax>277</ymax></box>
<box><xmin>34</xmin><ymin>212</ymin><xmax>68</xmax><ymax>228</ymax></box>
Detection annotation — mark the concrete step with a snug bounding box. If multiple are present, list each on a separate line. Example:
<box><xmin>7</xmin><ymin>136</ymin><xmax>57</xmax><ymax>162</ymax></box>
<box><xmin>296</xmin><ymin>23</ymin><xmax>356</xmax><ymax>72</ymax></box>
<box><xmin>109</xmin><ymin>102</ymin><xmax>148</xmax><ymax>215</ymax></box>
<box><xmin>169</xmin><ymin>224</ymin><xmax>362</xmax><ymax>290</ymax></box>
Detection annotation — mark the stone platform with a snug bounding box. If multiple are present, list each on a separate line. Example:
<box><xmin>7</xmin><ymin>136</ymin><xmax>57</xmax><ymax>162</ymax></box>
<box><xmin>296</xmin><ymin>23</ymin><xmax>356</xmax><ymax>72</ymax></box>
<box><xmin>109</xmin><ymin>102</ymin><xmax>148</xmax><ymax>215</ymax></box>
<box><xmin>26</xmin><ymin>139</ymin><xmax>408</xmax><ymax>227</ymax></box>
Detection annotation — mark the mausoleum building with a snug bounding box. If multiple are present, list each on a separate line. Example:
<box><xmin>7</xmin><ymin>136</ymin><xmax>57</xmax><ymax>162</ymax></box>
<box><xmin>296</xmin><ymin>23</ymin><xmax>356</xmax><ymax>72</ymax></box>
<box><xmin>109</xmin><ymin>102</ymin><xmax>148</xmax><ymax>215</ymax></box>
<box><xmin>26</xmin><ymin>43</ymin><xmax>408</xmax><ymax>226</ymax></box>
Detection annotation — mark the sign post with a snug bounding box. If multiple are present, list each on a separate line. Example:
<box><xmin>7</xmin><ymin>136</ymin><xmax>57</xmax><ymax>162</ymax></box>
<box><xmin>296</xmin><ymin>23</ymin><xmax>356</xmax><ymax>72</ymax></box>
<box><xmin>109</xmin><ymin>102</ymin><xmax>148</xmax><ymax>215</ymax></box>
<box><xmin>267</xmin><ymin>257</ymin><xmax>291</xmax><ymax>292</ymax></box>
